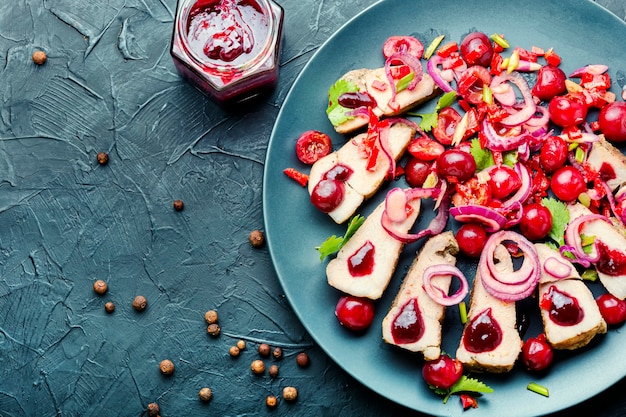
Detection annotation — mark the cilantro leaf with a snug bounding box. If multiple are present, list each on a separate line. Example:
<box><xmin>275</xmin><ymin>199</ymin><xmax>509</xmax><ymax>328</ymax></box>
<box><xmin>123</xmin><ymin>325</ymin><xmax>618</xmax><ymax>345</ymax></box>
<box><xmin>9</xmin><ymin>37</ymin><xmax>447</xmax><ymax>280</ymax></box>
<box><xmin>410</xmin><ymin>91</ymin><xmax>457</xmax><ymax>132</ymax></box>
<box><xmin>316</xmin><ymin>215</ymin><xmax>365</xmax><ymax>261</ymax></box>
<box><xmin>470</xmin><ymin>138</ymin><xmax>495</xmax><ymax>171</ymax></box>
<box><xmin>443</xmin><ymin>375</ymin><xmax>494</xmax><ymax>404</ymax></box>
<box><xmin>326</xmin><ymin>79</ymin><xmax>360</xmax><ymax>127</ymax></box>
<box><xmin>542</xmin><ymin>197</ymin><xmax>570</xmax><ymax>247</ymax></box>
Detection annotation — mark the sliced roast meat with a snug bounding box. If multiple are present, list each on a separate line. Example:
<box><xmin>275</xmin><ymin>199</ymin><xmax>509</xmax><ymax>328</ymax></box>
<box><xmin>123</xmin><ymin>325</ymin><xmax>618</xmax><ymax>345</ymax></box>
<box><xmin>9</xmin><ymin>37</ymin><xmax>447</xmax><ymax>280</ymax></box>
<box><xmin>381</xmin><ymin>231</ymin><xmax>459</xmax><ymax>361</ymax></box>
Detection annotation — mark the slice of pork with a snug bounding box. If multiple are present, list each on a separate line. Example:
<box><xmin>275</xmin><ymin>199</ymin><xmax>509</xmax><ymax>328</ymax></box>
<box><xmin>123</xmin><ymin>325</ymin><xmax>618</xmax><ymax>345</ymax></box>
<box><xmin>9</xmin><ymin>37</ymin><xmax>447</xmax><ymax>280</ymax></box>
<box><xmin>381</xmin><ymin>231</ymin><xmax>459</xmax><ymax>361</ymax></box>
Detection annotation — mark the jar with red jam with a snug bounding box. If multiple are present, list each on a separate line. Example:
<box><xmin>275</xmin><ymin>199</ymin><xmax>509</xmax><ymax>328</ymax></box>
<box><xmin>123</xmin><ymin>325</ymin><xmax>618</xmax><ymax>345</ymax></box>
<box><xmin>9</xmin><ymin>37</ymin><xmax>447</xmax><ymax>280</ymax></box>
<box><xmin>170</xmin><ymin>0</ymin><xmax>284</xmax><ymax>105</ymax></box>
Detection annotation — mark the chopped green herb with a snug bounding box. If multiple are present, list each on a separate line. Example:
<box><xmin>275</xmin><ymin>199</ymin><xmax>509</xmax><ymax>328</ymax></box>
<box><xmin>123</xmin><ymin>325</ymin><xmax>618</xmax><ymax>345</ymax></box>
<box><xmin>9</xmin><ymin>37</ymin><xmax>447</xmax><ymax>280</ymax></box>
<box><xmin>435</xmin><ymin>375</ymin><xmax>494</xmax><ymax>404</ymax></box>
<box><xmin>395</xmin><ymin>71</ymin><xmax>415</xmax><ymax>92</ymax></box>
<box><xmin>490</xmin><ymin>33</ymin><xmax>510</xmax><ymax>49</ymax></box>
<box><xmin>502</xmin><ymin>150</ymin><xmax>518</xmax><ymax>167</ymax></box>
<box><xmin>316</xmin><ymin>215</ymin><xmax>365</xmax><ymax>261</ymax></box>
<box><xmin>581</xmin><ymin>268</ymin><xmax>599</xmax><ymax>281</ymax></box>
<box><xmin>410</xmin><ymin>91</ymin><xmax>457</xmax><ymax>132</ymax></box>
<box><xmin>527</xmin><ymin>382</ymin><xmax>549</xmax><ymax>397</ymax></box>
<box><xmin>326</xmin><ymin>79</ymin><xmax>360</xmax><ymax>126</ymax></box>
<box><xmin>542</xmin><ymin>197</ymin><xmax>570</xmax><ymax>247</ymax></box>
<box><xmin>424</xmin><ymin>34</ymin><xmax>446</xmax><ymax>59</ymax></box>
<box><xmin>470</xmin><ymin>138</ymin><xmax>495</xmax><ymax>171</ymax></box>
<box><xmin>459</xmin><ymin>301</ymin><xmax>468</xmax><ymax>324</ymax></box>
<box><xmin>575</xmin><ymin>146</ymin><xmax>586</xmax><ymax>164</ymax></box>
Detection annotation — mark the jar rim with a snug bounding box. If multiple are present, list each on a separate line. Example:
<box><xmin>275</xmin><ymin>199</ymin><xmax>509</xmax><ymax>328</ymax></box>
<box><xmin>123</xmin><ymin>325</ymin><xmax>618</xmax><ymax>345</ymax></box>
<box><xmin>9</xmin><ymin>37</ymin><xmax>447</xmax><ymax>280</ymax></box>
<box><xmin>176</xmin><ymin>0</ymin><xmax>276</xmax><ymax>74</ymax></box>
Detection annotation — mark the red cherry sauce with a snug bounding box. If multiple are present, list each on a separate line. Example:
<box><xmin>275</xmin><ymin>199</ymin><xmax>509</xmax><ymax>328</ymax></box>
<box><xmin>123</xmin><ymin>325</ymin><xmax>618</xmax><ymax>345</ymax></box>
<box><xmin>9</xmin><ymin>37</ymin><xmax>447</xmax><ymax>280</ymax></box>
<box><xmin>187</xmin><ymin>0</ymin><xmax>266</xmax><ymax>66</ymax></box>
<box><xmin>338</xmin><ymin>91</ymin><xmax>377</xmax><ymax>109</ymax></box>
<box><xmin>540</xmin><ymin>285</ymin><xmax>584</xmax><ymax>326</ymax></box>
<box><xmin>391</xmin><ymin>298</ymin><xmax>424</xmax><ymax>344</ymax></box>
<box><xmin>323</xmin><ymin>164</ymin><xmax>353</xmax><ymax>181</ymax></box>
<box><xmin>348</xmin><ymin>240</ymin><xmax>375</xmax><ymax>277</ymax></box>
<box><xmin>595</xmin><ymin>240</ymin><xmax>626</xmax><ymax>276</ymax></box>
<box><xmin>599</xmin><ymin>162</ymin><xmax>617</xmax><ymax>182</ymax></box>
<box><xmin>463</xmin><ymin>308</ymin><xmax>502</xmax><ymax>353</ymax></box>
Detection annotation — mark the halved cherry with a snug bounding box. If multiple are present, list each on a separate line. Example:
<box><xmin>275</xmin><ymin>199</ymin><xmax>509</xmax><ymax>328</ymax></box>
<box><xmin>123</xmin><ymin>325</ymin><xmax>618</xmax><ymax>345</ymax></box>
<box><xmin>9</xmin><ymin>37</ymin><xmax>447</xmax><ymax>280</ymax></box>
<box><xmin>457</xmin><ymin>66</ymin><xmax>492</xmax><ymax>105</ymax></box>
<box><xmin>295</xmin><ymin>130</ymin><xmax>332</xmax><ymax>164</ymax></box>
<box><xmin>382</xmin><ymin>35</ymin><xmax>424</xmax><ymax>61</ymax></box>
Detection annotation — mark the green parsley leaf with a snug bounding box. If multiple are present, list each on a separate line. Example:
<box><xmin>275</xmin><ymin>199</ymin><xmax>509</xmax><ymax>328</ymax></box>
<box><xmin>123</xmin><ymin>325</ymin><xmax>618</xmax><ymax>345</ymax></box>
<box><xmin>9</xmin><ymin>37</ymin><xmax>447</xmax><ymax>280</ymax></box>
<box><xmin>316</xmin><ymin>215</ymin><xmax>365</xmax><ymax>261</ymax></box>
<box><xmin>502</xmin><ymin>150</ymin><xmax>518</xmax><ymax>167</ymax></box>
<box><xmin>442</xmin><ymin>375</ymin><xmax>494</xmax><ymax>404</ymax></box>
<box><xmin>470</xmin><ymin>138</ymin><xmax>495</xmax><ymax>171</ymax></box>
<box><xmin>326</xmin><ymin>79</ymin><xmax>360</xmax><ymax>127</ymax></box>
<box><xmin>410</xmin><ymin>91</ymin><xmax>457</xmax><ymax>132</ymax></box>
<box><xmin>395</xmin><ymin>71</ymin><xmax>415</xmax><ymax>92</ymax></box>
<box><xmin>542</xmin><ymin>197</ymin><xmax>570</xmax><ymax>247</ymax></box>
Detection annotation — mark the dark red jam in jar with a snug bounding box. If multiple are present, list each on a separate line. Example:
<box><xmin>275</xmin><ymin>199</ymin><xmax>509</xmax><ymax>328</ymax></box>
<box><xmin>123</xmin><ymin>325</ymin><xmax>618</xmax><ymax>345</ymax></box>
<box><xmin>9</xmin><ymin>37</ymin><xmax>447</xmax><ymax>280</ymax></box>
<box><xmin>171</xmin><ymin>0</ymin><xmax>284</xmax><ymax>105</ymax></box>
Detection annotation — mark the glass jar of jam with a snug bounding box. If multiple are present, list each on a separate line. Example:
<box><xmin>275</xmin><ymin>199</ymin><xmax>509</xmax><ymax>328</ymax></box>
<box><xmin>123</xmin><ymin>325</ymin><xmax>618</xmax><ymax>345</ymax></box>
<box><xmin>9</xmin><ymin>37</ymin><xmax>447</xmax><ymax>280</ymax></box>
<box><xmin>170</xmin><ymin>0</ymin><xmax>284</xmax><ymax>105</ymax></box>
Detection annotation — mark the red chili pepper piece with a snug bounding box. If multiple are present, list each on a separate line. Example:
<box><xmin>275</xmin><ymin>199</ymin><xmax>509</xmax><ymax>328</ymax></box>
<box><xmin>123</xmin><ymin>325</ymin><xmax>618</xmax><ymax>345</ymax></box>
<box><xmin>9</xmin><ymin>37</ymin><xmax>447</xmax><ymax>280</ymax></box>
<box><xmin>460</xmin><ymin>394</ymin><xmax>478</xmax><ymax>410</ymax></box>
<box><xmin>283</xmin><ymin>168</ymin><xmax>309</xmax><ymax>187</ymax></box>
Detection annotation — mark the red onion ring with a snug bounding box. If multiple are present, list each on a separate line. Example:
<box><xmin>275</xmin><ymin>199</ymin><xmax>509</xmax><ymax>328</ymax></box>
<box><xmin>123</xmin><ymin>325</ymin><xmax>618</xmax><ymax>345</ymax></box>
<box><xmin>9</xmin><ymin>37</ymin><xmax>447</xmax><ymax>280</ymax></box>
<box><xmin>564</xmin><ymin>213</ymin><xmax>610</xmax><ymax>263</ymax></box>
<box><xmin>426</xmin><ymin>55</ymin><xmax>454</xmax><ymax>92</ymax></box>
<box><xmin>569</xmin><ymin>64</ymin><xmax>608</xmax><ymax>78</ymax></box>
<box><xmin>543</xmin><ymin>256</ymin><xmax>573</xmax><ymax>279</ymax></box>
<box><xmin>481</xmin><ymin>119</ymin><xmax>534</xmax><ymax>152</ymax></box>
<box><xmin>449</xmin><ymin>204</ymin><xmax>507</xmax><ymax>233</ymax></box>
<box><xmin>382</xmin><ymin>191</ymin><xmax>449</xmax><ymax>243</ymax></box>
<box><xmin>385</xmin><ymin>52</ymin><xmax>424</xmax><ymax>111</ymax></box>
<box><xmin>479</xmin><ymin>230</ymin><xmax>540</xmax><ymax>301</ymax></box>
<box><xmin>423</xmin><ymin>265</ymin><xmax>469</xmax><ymax>306</ymax></box>
<box><xmin>502</xmin><ymin>163</ymin><xmax>532</xmax><ymax>208</ymax></box>
<box><xmin>492</xmin><ymin>72</ymin><xmax>536</xmax><ymax>127</ymax></box>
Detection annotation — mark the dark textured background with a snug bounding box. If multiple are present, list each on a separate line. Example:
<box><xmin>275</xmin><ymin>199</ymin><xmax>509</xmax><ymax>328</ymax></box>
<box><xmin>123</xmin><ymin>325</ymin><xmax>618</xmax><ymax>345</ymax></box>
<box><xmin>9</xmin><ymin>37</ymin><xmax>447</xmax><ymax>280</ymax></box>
<box><xmin>0</xmin><ymin>0</ymin><xmax>624</xmax><ymax>416</ymax></box>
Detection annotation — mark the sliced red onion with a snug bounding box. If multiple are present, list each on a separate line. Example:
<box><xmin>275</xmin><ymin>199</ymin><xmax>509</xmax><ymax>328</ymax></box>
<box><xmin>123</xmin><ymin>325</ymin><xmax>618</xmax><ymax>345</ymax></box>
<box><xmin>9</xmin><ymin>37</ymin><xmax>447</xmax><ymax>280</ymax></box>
<box><xmin>479</xmin><ymin>231</ymin><xmax>540</xmax><ymax>301</ymax></box>
<box><xmin>385</xmin><ymin>52</ymin><xmax>424</xmax><ymax>111</ymax></box>
<box><xmin>543</xmin><ymin>256</ymin><xmax>573</xmax><ymax>279</ymax></box>
<box><xmin>491</xmin><ymin>82</ymin><xmax>516</xmax><ymax>106</ymax></box>
<box><xmin>559</xmin><ymin>245</ymin><xmax>591</xmax><ymax>268</ymax></box>
<box><xmin>481</xmin><ymin>119</ymin><xmax>533</xmax><ymax>152</ymax></box>
<box><xmin>564</xmin><ymin>213</ymin><xmax>610</xmax><ymax>263</ymax></box>
<box><xmin>498</xmin><ymin>72</ymin><xmax>536</xmax><ymax>127</ymax></box>
<box><xmin>449</xmin><ymin>204</ymin><xmax>507</xmax><ymax>233</ymax></box>
<box><xmin>502</xmin><ymin>163</ymin><xmax>532</xmax><ymax>208</ymax></box>
<box><xmin>558</xmin><ymin>132</ymin><xmax>601</xmax><ymax>144</ymax></box>
<box><xmin>426</xmin><ymin>55</ymin><xmax>454</xmax><ymax>92</ymax></box>
<box><xmin>423</xmin><ymin>265</ymin><xmax>469</xmax><ymax>306</ymax></box>
<box><xmin>385</xmin><ymin>188</ymin><xmax>409</xmax><ymax>223</ymax></box>
<box><xmin>524</xmin><ymin>105</ymin><xmax>550</xmax><ymax>130</ymax></box>
<box><xmin>600</xmin><ymin>181</ymin><xmax>626</xmax><ymax>226</ymax></box>
<box><xmin>382</xmin><ymin>192</ymin><xmax>449</xmax><ymax>243</ymax></box>
<box><xmin>568</xmin><ymin>64</ymin><xmax>608</xmax><ymax>78</ymax></box>
<box><xmin>502</xmin><ymin>201</ymin><xmax>523</xmax><ymax>229</ymax></box>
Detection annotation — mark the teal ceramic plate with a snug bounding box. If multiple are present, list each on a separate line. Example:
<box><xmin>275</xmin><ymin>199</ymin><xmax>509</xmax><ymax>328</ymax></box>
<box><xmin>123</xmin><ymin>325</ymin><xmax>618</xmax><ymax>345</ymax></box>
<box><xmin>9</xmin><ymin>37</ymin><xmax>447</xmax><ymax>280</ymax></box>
<box><xmin>264</xmin><ymin>0</ymin><xmax>626</xmax><ymax>415</ymax></box>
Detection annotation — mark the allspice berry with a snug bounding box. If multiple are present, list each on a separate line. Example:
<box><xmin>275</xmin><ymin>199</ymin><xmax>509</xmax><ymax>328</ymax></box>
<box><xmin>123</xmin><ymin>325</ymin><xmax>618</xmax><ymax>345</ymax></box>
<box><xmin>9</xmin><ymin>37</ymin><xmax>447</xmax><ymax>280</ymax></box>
<box><xmin>250</xmin><ymin>359</ymin><xmax>265</xmax><ymax>375</ymax></box>
<box><xmin>268</xmin><ymin>364</ymin><xmax>279</xmax><ymax>378</ymax></box>
<box><xmin>146</xmin><ymin>402</ymin><xmax>160</xmax><ymax>417</ymax></box>
<box><xmin>104</xmin><ymin>301</ymin><xmax>115</xmax><ymax>314</ymax></box>
<box><xmin>258</xmin><ymin>343</ymin><xmax>271</xmax><ymax>357</ymax></box>
<box><xmin>97</xmin><ymin>152</ymin><xmax>109</xmax><ymax>165</ymax></box>
<box><xmin>132</xmin><ymin>295</ymin><xmax>147</xmax><ymax>311</ymax></box>
<box><xmin>272</xmin><ymin>347</ymin><xmax>283</xmax><ymax>360</ymax></box>
<box><xmin>236</xmin><ymin>339</ymin><xmax>246</xmax><ymax>350</ymax></box>
<box><xmin>282</xmin><ymin>386</ymin><xmax>298</xmax><ymax>402</ymax></box>
<box><xmin>249</xmin><ymin>229</ymin><xmax>265</xmax><ymax>247</ymax></box>
<box><xmin>207</xmin><ymin>323</ymin><xmax>221</xmax><ymax>337</ymax></box>
<box><xmin>93</xmin><ymin>279</ymin><xmax>108</xmax><ymax>295</ymax></box>
<box><xmin>32</xmin><ymin>50</ymin><xmax>47</xmax><ymax>65</ymax></box>
<box><xmin>204</xmin><ymin>309</ymin><xmax>218</xmax><ymax>324</ymax></box>
<box><xmin>198</xmin><ymin>387</ymin><xmax>213</xmax><ymax>402</ymax></box>
<box><xmin>296</xmin><ymin>352</ymin><xmax>310</xmax><ymax>368</ymax></box>
<box><xmin>159</xmin><ymin>359</ymin><xmax>175</xmax><ymax>375</ymax></box>
<box><xmin>229</xmin><ymin>346</ymin><xmax>240</xmax><ymax>357</ymax></box>
<box><xmin>173</xmin><ymin>199</ymin><xmax>184</xmax><ymax>211</ymax></box>
<box><xmin>265</xmin><ymin>395</ymin><xmax>278</xmax><ymax>409</ymax></box>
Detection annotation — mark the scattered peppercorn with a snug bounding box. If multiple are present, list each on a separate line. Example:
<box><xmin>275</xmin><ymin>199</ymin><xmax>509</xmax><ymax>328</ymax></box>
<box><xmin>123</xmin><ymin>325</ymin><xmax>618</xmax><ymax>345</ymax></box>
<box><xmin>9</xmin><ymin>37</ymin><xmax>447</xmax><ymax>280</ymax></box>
<box><xmin>207</xmin><ymin>323</ymin><xmax>221</xmax><ymax>337</ymax></box>
<box><xmin>251</xmin><ymin>359</ymin><xmax>265</xmax><ymax>375</ymax></box>
<box><xmin>32</xmin><ymin>50</ymin><xmax>47</xmax><ymax>65</ymax></box>
<box><xmin>268</xmin><ymin>364</ymin><xmax>279</xmax><ymax>378</ymax></box>
<box><xmin>296</xmin><ymin>352</ymin><xmax>310</xmax><ymax>368</ymax></box>
<box><xmin>146</xmin><ymin>402</ymin><xmax>160</xmax><ymax>417</ymax></box>
<box><xmin>159</xmin><ymin>359</ymin><xmax>175</xmax><ymax>375</ymax></box>
<box><xmin>104</xmin><ymin>301</ymin><xmax>115</xmax><ymax>314</ymax></box>
<box><xmin>93</xmin><ymin>279</ymin><xmax>108</xmax><ymax>295</ymax></box>
<box><xmin>236</xmin><ymin>339</ymin><xmax>246</xmax><ymax>350</ymax></box>
<box><xmin>173</xmin><ymin>199</ymin><xmax>184</xmax><ymax>211</ymax></box>
<box><xmin>265</xmin><ymin>395</ymin><xmax>278</xmax><ymax>409</ymax></box>
<box><xmin>282</xmin><ymin>386</ymin><xmax>298</xmax><ymax>402</ymax></box>
<box><xmin>258</xmin><ymin>343</ymin><xmax>271</xmax><ymax>357</ymax></box>
<box><xmin>132</xmin><ymin>295</ymin><xmax>147</xmax><ymax>311</ymax></box>
<box><xmin>204</xmin><ymin>309</ymin><xmax>218</xmax><ymax>324</ymax></box>
<box><xmin>272</xmin><ymin>347</ymin><xmax>283</xmax><ymax>360</ymax></box>
<box><xmin>248</xmin><ymin>229</ymin><xmax>265</xmax><ymax>247</ymax></box>
<box><xmin>198</xmin><ymin>387</ymin><xmax>213</xmax><ymax>402</ymax></box>
<box><xmin>229</xmin><ymin>346</ymin><xmax>240</xmax><ymax>357</ymax></box>
<box><xmin>97</xmin><ymin>152</ymin><xmax>109</xmax><ymax>165</ymax></box>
